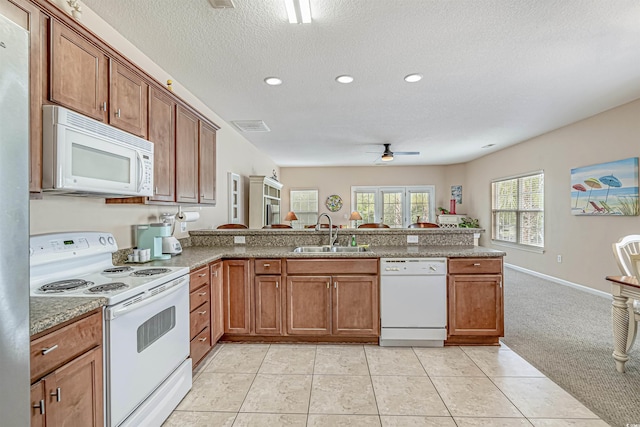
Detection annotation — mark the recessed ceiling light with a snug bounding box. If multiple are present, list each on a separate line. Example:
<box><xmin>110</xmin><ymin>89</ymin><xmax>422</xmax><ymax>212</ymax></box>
<box><xmin>404</xmin><ymin>73</ymin><xmax>422</xmax><ymax>83</ymax></box>
<box><xmin>335</xmin><ymin>75</ymin><xmax>354</xmax><ymax>84</ymax></box>
<box><xmin>482</xmin><ymin>144</ymin><xmax>496</xmax><ymax>149</ymax></box>
<box><xmin>264</xmin><ymin>77</ymin><xmax>283</xmax><ymax>86</ymax></box>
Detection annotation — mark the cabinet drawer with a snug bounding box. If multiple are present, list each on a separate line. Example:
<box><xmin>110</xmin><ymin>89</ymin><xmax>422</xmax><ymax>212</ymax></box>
<box><xmin>30</xmin><ymin>310</ymin><xmax>102</xmax><ymax>383</ymax></box>
<box><xmin>254</xmin><ymin>259</ymin><xmax>281</xmax><ymax>275</ymax></box>
<box><xmin>287</xmin><ymin>258</ymin><xmax>378</xmax><ymax>275</ymax></box>
<box><xmin>190</xmin><ymin>283</ymin><xmax>210</xmax><ymax>310</ymax></box>
<box><xmin>190</xmin><ymin>265</ymin><xmax>209</xmax><ymax>291</ymax></box>
<box><xmin>448</xmin><ymin>258</ymin><xmax>502</xmax><ymax>274</ymax></box>
<box><xmin>190</xmin><ymin>301</ymin><xmax>211</xmax><ymax>339</ymax></box>
<box><xmin>190</xmin><ymin>326</ymin><xmax>212</xmax><ymax>367</ymax></box>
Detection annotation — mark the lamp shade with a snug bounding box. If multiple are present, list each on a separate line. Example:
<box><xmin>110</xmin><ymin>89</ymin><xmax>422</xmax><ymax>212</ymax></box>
<box><xmin>284</xmin><ymin>211</ymin><xmax>298</xmax><ymax>221</ymax></box>
<box><xmin>349</xmin><ymin>211</ymin><xmax>362</xmax><ymax>221</ymax></box>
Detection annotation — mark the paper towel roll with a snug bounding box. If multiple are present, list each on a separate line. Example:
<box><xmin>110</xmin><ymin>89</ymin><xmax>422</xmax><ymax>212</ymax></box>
<box><xmin>176</xmin><ymin>211</ymin><xmax>200</xmax><ymax>222</ymax></box>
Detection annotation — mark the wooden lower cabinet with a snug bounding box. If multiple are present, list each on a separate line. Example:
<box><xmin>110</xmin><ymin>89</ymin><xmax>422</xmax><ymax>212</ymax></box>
<box><xmin>286</xmin><ymin>275</ymin><xmax>331</xmax><ymax>335</ymax></box>
<box><xmin>332</xmin><ymin>275</ymin><xmax>379</xmax><ymax>336</ymax></box>
<box><xmin>254</xmin><ymin>275</ymin><xmax>282</xmax><ymax>335</ymax></box>
<box><xmin>223</xmin><ymin>259</ymin><xmax>251</xmax><ymax>334</ymax></box>
<box><xmin>447</xmin><ymin>258</ymin><xmax>504</xmax><ymax>345</ymax></box>
<box><xmin>210</xmin><ymin>261</ymin><xmax>224</xmax><ymax>343</ymax></box>
<box><xmin>30</xmin><ymin>310</ymin><xmax>103</xmax><ymax>427</ymax></box>
<box><xmin>189</xmin><ymin>265</ymin><xmax>212</xmax><ymax>368</ymax></box>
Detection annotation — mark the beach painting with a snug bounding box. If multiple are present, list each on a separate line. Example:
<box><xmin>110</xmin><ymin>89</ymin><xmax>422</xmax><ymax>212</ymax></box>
<box><xmin>570</xmin><ymin>157</ymin><xmax>638</xmax><ymax>216</ymax></box>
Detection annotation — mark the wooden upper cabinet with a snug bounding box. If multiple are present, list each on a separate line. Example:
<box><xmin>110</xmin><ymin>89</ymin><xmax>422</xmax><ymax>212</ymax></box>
<box><xmin>109</xmin><ymin>60</ymin><xmax>148</xmax><ymax>138</ymax></box>
<box><xmin>148</xmin><ymin>86</ymin><xmax>175</xmax><ymax>202</ymax></box>
<box><xmin>199</xmin><ymin>121</ymin><xmax>216</xmax><ymax>205</ymax></box>
<box><xmin>50</xmin><ymin>19</ymin><xmax>107</xmax><ymax>121</ymax></box>
<box><xmin>175</xmin><ymin>105</ymin><xmax>199</xmax><ymax>203</ymax></box>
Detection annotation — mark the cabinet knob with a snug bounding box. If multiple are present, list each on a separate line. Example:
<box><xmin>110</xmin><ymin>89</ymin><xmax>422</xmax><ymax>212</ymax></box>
<box><xmin>198</xmin><ymin>310</ymin><xmax>207</xmax><ymax>315</ymax></box>
<box><xmin>198</xmin><ymin>273</ymin><xmax>206</xmax><ymax>277</ymax></box>
<box><xmin>263</xmin><ymin>263</ymin><xmax>270</xmax><ymax>267</ymax></box>
<box><xmin>198</xmin><ymin>337</ymin><xmax>207</xmax><ymax>342</ymax></box>
<box><xmin>115</xmin><ymin>108</ymin><xmax>121</xmax><ymax>117</ymax></box>
<box><xmin>334</xmin><ymin>281</ymin><xmax>337</xmax><ymax>288</ymax></box>
<box><xmin>101</xmin><ymin>102</ymin><xmax>107</xmax><ymax>111</ymax></box>
<box><xmin>212</xmin><ymin>271</ymin><xmax>218</xmax><ymax>277</ymax></box>
<box><xmin>198</xmin><ymin>291</ymin><xmax>207</xmax><ymax>296</ymax></box>
<box><xmin>50</xmin><ymin>387</ymin><xmax>61</xmax><ymax>402</ymax></box>
<box><xmin>275</xmin><ymin>280</ymin><xmax>279</xmax><ymax>288</ymax></box>
<box><xmin>33</xmin><ymin>400</ymin><xmax>45</xmax><ymax>415</ymax></box>
<box><xmin>473</xmin><ymin>263</ymin><xmax>481</xmax><ymax>266</ymax></box>
<box><xmin>41</xmin><ymin>344</ymin><xmax>58</xmax><ymax>355</ymax></box>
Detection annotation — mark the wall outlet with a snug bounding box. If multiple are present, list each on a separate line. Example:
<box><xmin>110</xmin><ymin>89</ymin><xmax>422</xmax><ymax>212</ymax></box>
<box><xmin>557</xmin><ymin>255</ymin><xmax>562</xmax><ymax>263</ymax></box>
<box><xmin>407</xmin><ymin>235</ymin><xmax>419</xmax><ymax>244</ymax></box>
<box><xmin>234</xmin><ymin>236</ymin><xmax>246</xmax><ymax>244</ymax></box>
<box><xmin>180</xmin><ymin>222</ymin><xmax>187</xmax><ymax>232</ymax></box>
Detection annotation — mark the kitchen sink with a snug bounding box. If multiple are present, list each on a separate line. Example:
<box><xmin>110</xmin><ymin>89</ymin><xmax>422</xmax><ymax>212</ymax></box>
<box><xmin>292</xmin><ymin>246</ymin><xmax>369</xmax><ymax>253</ymax></box>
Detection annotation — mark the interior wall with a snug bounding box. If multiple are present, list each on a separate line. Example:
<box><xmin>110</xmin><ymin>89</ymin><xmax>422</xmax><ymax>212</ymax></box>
<box><xmin>465</xmin><ymin>98</ymin><xmax>640</xmax><ymax>292</ymax></box>
<box><xmin>280</xmin><ymin>166</ymin><xmax>450</xmax><ymax>227</ymax></box>
<box><xmin>30</xmin><ymin>1</ymin><xmax>278</xmax><ymax>248</ymax></box>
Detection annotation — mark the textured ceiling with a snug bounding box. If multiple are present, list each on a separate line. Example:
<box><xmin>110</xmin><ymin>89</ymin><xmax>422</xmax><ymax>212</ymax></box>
<box><xmin>81</xmin><ymin>0</ymin><xmax>640</xmax><ymax>167</ymax></box>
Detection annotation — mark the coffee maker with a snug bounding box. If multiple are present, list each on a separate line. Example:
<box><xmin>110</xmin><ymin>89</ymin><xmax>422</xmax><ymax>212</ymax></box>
<box><xmin>159</xmin><ymin>213</ymin><xmax>182</xmax><ymax>256</ymax></box>
<box><xmin>136</xmin><ymin>223</ymin><xmax>172</xmax><ymax>260</ymax></box>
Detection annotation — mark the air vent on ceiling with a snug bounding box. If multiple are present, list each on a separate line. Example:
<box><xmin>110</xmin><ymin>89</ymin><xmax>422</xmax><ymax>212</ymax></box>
<box><xmin>232</xmin><ymin>120</ymin><xmax>271</xmax><ymax>132</ymax></box>
<box><xmin>208</xmin><ymin>0</ymin><xmax>235</xmax><ymax>8</ymax></box>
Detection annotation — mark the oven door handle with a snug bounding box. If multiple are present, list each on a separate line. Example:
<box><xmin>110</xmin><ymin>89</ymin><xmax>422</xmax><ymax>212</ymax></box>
<box><xmin>106</xmin><ymin>276</ymin><xmax>188</xmax><ymax>320</ymax></box>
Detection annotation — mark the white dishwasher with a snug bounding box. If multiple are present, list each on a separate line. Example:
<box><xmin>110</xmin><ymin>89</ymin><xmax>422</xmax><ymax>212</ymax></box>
<box><xmin>380</xmin><ymin>258</ymin><xmax>447</xmax><ymax>347</ymax></box>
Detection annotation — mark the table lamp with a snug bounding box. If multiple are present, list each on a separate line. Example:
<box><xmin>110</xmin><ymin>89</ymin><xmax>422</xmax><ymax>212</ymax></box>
<box><xmin>284</xmin><ymin>211</ymin><xmax>298</xmax><ymax>227</ymax></box>
<box><xmin>349</xmin><ymin>211</ymin><xmax>362</xmax><ymax>228</ymax></box>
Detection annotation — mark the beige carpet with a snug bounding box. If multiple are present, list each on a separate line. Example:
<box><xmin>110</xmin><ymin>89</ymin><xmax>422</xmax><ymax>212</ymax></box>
<box><xmin>501</xmin><ymin>267</ymin><xmax>640</xmax><ymax>427</ymax></box>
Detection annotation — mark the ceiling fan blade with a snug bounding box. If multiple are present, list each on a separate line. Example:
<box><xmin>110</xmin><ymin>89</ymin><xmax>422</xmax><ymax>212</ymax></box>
<box><xmin>394</xmin><ymin>151</ymin><xmax>420</xmax><ymax>156</ymax></box>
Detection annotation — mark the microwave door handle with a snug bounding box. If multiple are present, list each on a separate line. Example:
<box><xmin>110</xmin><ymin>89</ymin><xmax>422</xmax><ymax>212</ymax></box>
<box><xmin>136</xmin><ymin>150</ymin><xmax>144</xmax><ymax>193</ymax></box>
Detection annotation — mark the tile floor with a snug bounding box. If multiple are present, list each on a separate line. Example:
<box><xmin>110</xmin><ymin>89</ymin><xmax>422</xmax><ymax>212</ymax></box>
<box><xmin>163</xmin><ymin>343</ymin><xmax>609</xmax><ymax>427</ymax></box>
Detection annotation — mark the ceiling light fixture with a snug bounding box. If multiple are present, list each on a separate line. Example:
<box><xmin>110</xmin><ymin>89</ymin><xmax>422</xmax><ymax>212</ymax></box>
<box><xmin>335</xmin><ymin>75</ymin><xmax>354</xmax><ymax>84</ymax></box>
<box><xmin>404</xmin><ymin>73</ymin><xmax>423</xmax><ymax>83</ymax></box>
<box><xmin>264</xmin><ymin>77</ymin><xmax>283</xmax><ymax>86</ymax></box>
<box><xmin>285</xmin><ymin>0</ymin><xmax>312</xmax><ymax>24</ymax></box>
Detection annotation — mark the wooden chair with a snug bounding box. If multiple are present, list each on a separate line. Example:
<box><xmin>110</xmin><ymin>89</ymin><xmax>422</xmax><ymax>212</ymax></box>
<box><xmin>358</xmin><ymin>223</ymin><xmax>390</xmax><ymax>228</ymax></box>
<box><xmin>305</xmin><ymin>224</ymin><xmax>338</xmax><ymax>228</ymax></box>
<box><xmin>408</xmin><ymin>222</ymin><xmax>439</xmax><ymax>228</ymax></box>
<box><xmin>217</xmin><ymin>223</ymin><xmax>248</xmax><ymax>229</ymax></box>
<box><xmin>612</xmin><ymin>235</ymin><xmax>640</xmax><ymax>351</ymax></box>
<box><xmin>263</xmin><ymin>224</ymin><xmax>292</xmax><ymax>229</ymax></box>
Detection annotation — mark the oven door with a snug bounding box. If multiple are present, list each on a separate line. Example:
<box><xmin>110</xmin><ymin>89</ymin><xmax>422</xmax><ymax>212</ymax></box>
<box><xmin>104</xmin><ymin>276</ymin><xmax>189</xmax><ymax>427</ymax></box>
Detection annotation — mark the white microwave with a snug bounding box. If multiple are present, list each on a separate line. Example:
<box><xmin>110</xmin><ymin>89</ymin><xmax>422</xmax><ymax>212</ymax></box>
<box><xmin>42</xmin><ymin>105</ymin><xmax>154</xmax><ymax>197</ymax></box>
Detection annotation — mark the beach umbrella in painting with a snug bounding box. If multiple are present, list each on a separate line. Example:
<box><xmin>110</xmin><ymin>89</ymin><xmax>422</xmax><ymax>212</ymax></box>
<box><xmin>572</xmin><ymin>184</ymin><xmax>586</xmax><ymax>208</ymax></box>
<box><xmin>583</xmin><ymin>178</ymin><xmax>602</xmax><ymax>209</ymax></box>
<box><xmin>599</xmin><ymin>174</ymin><xmax>622</xmax><ymax>203</ymax></box>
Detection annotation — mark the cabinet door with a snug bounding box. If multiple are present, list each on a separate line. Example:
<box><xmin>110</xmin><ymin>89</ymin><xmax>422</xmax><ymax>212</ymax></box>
<box><xmin>45</xmin><ymin>346</ymin><xmax>103</xmax><ymax>427</ymax></box>
<box><xmin>148</xmin><ymin>86</ymin><xmax>175</xmax><ymax>202</ymax></box>
<box><xmin>210</xmin><ymin>261</ymin><xmax>224</xmax><ymax>343</ymax></box>
<box><xmin>286</xmin><ymin>276</ymin><xmax>331</xmax><ymax>335</ymax></box>
<box><xmin>175</xmin><ymin>105</ymin><xmax>199</xmax><ymax>203</ymax></box>
<box><xmin>110</xmin><ymin>60</ymin><xmax>148</xmax><ymax>137</ymax></box>
<box><xmin>30</xmin><ymin>381</ymin><xmax>45</xmax><ymax>427</ymax></box>
<box><xmin>448</xmin><ymin>274</ymin><xmax>504</xmax><ymax>337</ymax></box>
<box><xmin>254</xmin><ymin>276</ymin><xmax>282</xmax><ymax>335</ymax></box>
<box><xmin>199</xmin><ymin>121</ymin><xmax>216</xmax><ymax>205</ymax></box>
<box><xmin>332</xmin><ymin>275</ymin><xmax>379</xmax><ymax>336</ymax></box>
<box><xmin>50</xmin><ymin>19</ymin><xmax>107</xmax><ymax>121</ymax></box>
<box><xmin>223</xmin><ymin>260</ymin><xmax>251</xmax><ymax>334</ymax></box>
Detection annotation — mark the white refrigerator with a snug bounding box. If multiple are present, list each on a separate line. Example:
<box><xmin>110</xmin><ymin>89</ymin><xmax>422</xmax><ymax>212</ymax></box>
<box><xmin>0</xmin><ymin>11</ymin><xmax>30</xmax><ymax>426</ymax></box>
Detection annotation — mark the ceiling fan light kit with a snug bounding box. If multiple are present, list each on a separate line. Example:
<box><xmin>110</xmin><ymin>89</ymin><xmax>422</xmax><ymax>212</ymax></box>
<box><xmin>379</xmin><ymin>143</ymin><xmax>419</xmax><ymax>162</ymax></box>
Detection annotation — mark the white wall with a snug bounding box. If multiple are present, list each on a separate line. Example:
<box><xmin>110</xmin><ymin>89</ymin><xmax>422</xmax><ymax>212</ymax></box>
<box><xmin>465</xmin><ymin>98</ymin><xmax>640</xmax><ymax>292</ymax></box>
<box><xmin>30</xmin><ymin>1</ymin><xmax>278</xmax><ymax>247</ymax></box>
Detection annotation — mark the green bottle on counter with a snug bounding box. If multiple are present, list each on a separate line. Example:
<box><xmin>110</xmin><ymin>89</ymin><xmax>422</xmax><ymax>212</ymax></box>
<box><xmin>351</xmin><ymin>235</ymin><xmax>357</xmax><ymax>247</ymax></box>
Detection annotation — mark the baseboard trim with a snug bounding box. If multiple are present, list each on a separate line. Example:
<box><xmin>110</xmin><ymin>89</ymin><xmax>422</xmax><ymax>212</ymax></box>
<box><xmin>504</xmin><ymin>263</ymin><xmax>611</xmax><ymax>299</ymax></box>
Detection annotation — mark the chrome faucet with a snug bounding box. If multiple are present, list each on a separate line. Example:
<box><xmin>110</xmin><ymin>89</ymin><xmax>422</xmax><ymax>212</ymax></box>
<box><xmin>316</xmin><ymin>213</ymin><xmax>337</xmax><ymax>246</ymax></box>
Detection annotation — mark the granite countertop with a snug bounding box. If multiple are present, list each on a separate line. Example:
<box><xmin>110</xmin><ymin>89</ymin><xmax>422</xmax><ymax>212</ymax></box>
<box><xmin>31</xmin><ymin>296</ymin><xmax>107</xmax><ymax>336</ymax></box>
<box><xmin>32</xmin><ymin>244</ymin><xmax>504</xmax><ymax>336</ymax></box>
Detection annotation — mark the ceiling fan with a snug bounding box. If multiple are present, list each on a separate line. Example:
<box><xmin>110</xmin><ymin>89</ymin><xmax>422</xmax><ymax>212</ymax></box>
<box><xmin>378</xmin><ymin>143</ymin><xmax>420</xmax><ymax>162</ymax></box>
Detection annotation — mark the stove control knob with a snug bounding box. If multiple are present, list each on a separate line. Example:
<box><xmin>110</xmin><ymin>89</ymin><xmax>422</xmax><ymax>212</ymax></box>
<box><xmin>99</xmin><ymin>236</ymin><xmax>106</xmax><ymax>245</ymax></box>
<box><xmin>107</xmin><ymin>236</ymin><xmax>115</xmax><ymax>245</ymax></box>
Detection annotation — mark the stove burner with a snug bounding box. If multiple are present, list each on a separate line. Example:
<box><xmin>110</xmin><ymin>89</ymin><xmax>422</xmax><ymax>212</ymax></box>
<box><xmin>103</xmin><ymin>266</ymin><xmax>134</xmax><ymax>274</ymax></box>
<box><xmin>40</xmin><ymin>279</ymin><xmax>93</xmax><ymax>293</ymax></box>
<box><xmin>131</xmin><ymin>268</ymin><xmax>171</xmax><ymax>277</ymax></box>
<box><xmin>87</xmin><ymin>282</ymin><xmax>128</xmax><ymax>293</ymax></box>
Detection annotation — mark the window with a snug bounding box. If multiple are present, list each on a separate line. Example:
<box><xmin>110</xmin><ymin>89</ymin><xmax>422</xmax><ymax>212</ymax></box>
<box><xmin>352</xmin><ymin>186</ymin><xmax>435</xmax><ymax>228</ymax></box>
<box><xmin>492</xmin><ymin>172</ymin><xmax>544</xmax><ymax>248</ymax></box>
<box><xmin>290</xmin><ymin>189</ymin><xmax>318</xmax><ymax>228</ymax></box>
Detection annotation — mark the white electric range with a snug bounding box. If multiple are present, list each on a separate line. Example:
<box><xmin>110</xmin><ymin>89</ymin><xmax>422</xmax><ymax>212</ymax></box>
<box><xmin>30</xmin><ymin>232</ymin><xmax>192</xmax><ymax>427</ymax></box>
